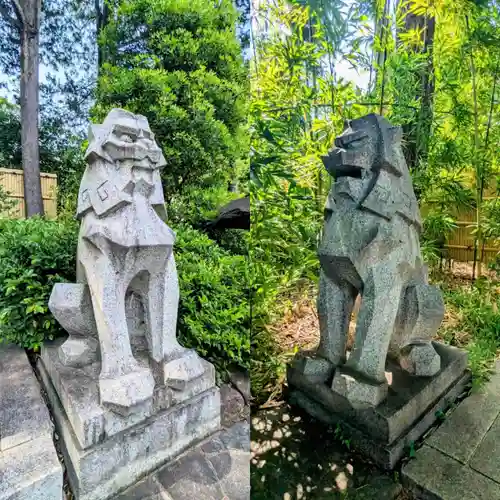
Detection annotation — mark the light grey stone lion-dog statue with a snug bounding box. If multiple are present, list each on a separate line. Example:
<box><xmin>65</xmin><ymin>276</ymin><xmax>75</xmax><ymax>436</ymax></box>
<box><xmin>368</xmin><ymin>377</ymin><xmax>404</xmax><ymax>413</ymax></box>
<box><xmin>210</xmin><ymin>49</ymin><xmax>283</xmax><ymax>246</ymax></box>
<box><xmin>295</xmin><ymin>113</ymin><xmax>445</xmax><ymax>408</ymax></box>
<box><xmin>49</xmin><ymin>109</ymin><xmax>205</xmax><ymax>416</ymax></box>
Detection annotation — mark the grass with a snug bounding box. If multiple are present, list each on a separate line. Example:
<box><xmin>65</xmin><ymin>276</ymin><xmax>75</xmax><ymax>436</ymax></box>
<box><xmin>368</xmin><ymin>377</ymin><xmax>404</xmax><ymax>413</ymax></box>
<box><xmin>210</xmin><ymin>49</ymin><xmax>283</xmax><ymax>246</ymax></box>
<box><xmin>433</xmin><ymin>271</ymin><xmax>500</xmax><ymax>384</ymax></box>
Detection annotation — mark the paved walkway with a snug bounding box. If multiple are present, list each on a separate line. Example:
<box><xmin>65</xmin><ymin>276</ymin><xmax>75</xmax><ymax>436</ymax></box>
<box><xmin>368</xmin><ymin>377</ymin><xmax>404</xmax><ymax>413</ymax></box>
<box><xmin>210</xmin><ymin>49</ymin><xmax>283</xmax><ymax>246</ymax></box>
<box><xmin>403</xmin><ymin>361</ymin><xmax>500</xmax><ymax>500</ymax></box>
<box><xmin>59</xmin><ymin>383</ymin><xmax>250</xmax><ymax>499</ymax></box>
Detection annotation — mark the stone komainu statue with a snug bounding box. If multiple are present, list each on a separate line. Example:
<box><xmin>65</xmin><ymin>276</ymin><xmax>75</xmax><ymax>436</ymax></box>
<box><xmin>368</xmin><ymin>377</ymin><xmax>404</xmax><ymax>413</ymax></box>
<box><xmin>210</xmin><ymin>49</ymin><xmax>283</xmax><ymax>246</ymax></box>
<box><xmin>49</xmin><ymin>109</ymin><xmax>205</xmax><ymax>415</ymax></box>
<box><xmin>309</xmin><ymin>113</ymin><xmax>444</xmax><ymax>408</ymax></box>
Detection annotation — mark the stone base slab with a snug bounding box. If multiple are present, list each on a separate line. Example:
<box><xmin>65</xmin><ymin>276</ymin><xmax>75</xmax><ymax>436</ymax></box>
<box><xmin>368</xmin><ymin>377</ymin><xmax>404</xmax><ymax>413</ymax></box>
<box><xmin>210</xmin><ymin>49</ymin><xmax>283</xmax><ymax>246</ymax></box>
<box><xmin>41</xmin><ymin>339</ymin><xmax>216</xmax><ymax>449</ymax></box>
<box><xmin>0</xmin><ymin>345</ymin><xmax>62</xmax><ymax>500</ymax></box>
<box><xmin>287</xmin><ymin>342</ymin><xmax>470</xmax><ymax>469</ymax></box>
<box><xmin>38</xmin><ymin>353</ymin><xmax>221</xmax><ymax>500</ymax></box>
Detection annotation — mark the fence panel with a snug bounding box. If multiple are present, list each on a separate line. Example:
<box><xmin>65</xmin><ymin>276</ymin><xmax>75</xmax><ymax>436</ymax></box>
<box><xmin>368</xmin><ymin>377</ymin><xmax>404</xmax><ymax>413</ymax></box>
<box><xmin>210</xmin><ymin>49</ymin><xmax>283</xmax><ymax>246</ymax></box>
<box><xmin>424</xmin><ymin>196</ymin><xmax>499</xmax><ymax>265</ymax></box>
<box><xmin>0</xmin><ymin>167</ymin><xmax>57</xmax><ymax>218</ymax></box>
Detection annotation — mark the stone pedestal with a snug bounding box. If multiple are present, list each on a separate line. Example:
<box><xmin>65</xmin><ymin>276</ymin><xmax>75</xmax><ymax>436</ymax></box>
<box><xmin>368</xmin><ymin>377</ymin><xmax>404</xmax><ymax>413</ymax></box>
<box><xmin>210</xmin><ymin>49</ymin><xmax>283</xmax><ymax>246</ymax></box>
<box><xmin>0</xmin><ymin>345</ymin><xmax>62</xmax><ymax>500</ymax></box>
<box><xmin>287</xmin><ymin>342</ymin><xmax>470</xmax><ymax>470</ymax></box>
<box><xmin>37</xmin><ymin>339</ymin><xmax>221</xmax><ymax>500</ymax></box>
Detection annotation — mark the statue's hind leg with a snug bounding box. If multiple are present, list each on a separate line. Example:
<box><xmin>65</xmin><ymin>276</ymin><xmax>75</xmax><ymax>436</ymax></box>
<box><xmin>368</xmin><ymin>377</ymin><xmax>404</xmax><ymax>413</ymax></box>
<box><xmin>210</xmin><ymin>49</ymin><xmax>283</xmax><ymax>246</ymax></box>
<box><xmin>395</xmin><ymin>283</ymin><xmax>443</xmax><ymax>377</ymax></box>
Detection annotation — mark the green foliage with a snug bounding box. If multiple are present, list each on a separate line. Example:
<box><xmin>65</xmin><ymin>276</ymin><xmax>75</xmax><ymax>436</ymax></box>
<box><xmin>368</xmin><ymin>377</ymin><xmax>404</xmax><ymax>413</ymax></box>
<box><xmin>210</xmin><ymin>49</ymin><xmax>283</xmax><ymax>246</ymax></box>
<box><xmin>209</xmin><ymin>229</ymin><xmax>248</xmax><ymax>256</ymax></box>
<box><xmin>482</xmin><ymin>199</ymin><xmax>500</xmax><ymax>244</ymax></box>
<box><xmin>421</xmin><ymin>209</ymin><xmax>457</xmax><ymax>265</ymax></box>
<box><xmin>93</xmin><ymin>0</ymin><xmax>248</xmax><ymax>202</ymax></box>
<box><xmin>168</xmin><ymin>185</ymin><xmax>240</xmax><ymax>226</ymax></box>
<box><xmin>0</xmin><ymin>217</ymin><xmax>78</xmax><ymax>350</ymax></box>
<box><xmin>439</xmin><ymin>277</ymin><xmax>500</xmax><ymax>382</ymax></box>
<box><xmin>173</xmin><ymin>223</ymin><xmax>250</xmax><ymax>372</ymax></box>
<box><xmin>0</xmin><ymin>184</ymin><xmax>17</xmax><ymax>216</ymax></box>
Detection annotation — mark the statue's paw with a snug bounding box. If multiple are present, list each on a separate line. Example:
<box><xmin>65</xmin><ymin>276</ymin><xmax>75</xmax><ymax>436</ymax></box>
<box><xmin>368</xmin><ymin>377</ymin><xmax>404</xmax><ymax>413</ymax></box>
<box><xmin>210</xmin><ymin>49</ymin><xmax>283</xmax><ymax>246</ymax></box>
<box><xmin>290</xmin><ymin>351</ymin><xmax>335</xmax><ymax>384</ymax></box>
<box><xmin>163</xmin><ymin>350</ymin><xmax>206</xmax><ymax>390</ymax></box>
<box><xmin>400</xmin><ymin>342</ymin><xmax>441</xmax><ymax>377</ymax></box>
<box><xmin>331</xmin><ymin>369</ymin><xmax>388</xmax><ymax>409</ymax></box>
<box><xmin>58</xmin><ymin>337</ymin><xmax>98</xmax><ymax>367</ymax></box>
<box><xmin>99</xmin><ymin>367</ymin><xmax>155</xmax><ymax>416</ymax></box>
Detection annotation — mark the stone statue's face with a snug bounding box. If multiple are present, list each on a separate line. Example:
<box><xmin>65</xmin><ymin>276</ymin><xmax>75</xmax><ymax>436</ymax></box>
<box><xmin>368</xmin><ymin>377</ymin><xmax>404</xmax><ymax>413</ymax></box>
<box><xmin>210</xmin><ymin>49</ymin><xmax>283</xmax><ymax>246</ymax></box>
<box><xmin>100</xmin><ymin>115</ymin><xmax>165</xmax><ymax>170</ymax></box>
<box><xmin>326</xmin><ymin>120</ymin><xmax>378</xmax><ymax>177</ymax></box>
<box><xmin>322</xmin><ymin>115</ymin><xmax>404</xmax><ymax>178</ymax></box>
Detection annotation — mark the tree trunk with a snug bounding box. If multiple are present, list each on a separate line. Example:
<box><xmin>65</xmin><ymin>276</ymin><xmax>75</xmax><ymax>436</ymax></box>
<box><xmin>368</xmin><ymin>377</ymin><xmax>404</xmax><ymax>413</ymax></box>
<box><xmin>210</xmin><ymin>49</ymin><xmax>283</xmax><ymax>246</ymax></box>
<box><xmin>96</xmin><ymin>0</ymin><xmax>111</xmax><ymax>70</ymax></box>
<box><xmin>397</xmin><ymin>1</ymin><xmax>435</xmax><ymax>171</ymax></box>
<box><xmin>20</xmin><ymin>0</ymin><xmax>43</xmax><ymax>217</ymax></box>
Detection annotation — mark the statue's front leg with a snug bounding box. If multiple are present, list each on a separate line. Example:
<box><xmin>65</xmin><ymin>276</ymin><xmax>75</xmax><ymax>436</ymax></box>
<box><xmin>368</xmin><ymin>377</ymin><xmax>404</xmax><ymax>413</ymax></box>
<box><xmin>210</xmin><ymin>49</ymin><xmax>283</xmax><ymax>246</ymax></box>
<box><xmin>146</xmin><ymin>251</ymin><xmax>185</xmax><ymax>362</ymax></box>
<box><xmin>148</xmin><ymin>251</ymin><xmax>206</xmax><ymax>390</ymax></box>
<box><xmin>333</xmin><ymin>261</ymin><xmax>404</xmax><ymax>408</ymax></box>
<box><xmin>317</xmin><ymin>268</ymin><xmax>357</xmax><ymax>366</ymax></box>
<box><xmin>81</xmin><ymin>239</ymin><xmax>154</xmax><ymax>415</ymax></box>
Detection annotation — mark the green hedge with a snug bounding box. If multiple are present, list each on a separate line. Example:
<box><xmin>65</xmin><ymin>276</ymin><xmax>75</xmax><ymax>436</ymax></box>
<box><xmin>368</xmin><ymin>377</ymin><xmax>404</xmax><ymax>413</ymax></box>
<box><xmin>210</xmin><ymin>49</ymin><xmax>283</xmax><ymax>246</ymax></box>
<box><xmin>0</xmin><ymin>217</ymin><xmax>78</xmax><ymax>350</ymax></box>
<box><xmin>0</xmin><ymin>217</ymin><xmax>249</xmax><ymax>372</ymax></box>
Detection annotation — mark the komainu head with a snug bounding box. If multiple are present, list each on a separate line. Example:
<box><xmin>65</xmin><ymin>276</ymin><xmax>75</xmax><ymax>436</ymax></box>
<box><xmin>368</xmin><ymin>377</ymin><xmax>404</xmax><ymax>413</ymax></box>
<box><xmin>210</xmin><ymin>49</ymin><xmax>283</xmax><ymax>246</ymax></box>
<box><xmin>322</xmin><ymin>113</ymin><xmax>404</xmax><ymax>178</ymax></box>
<box><xmin>85</xmin><ymin>108</ymin><xmax>166</xmax><ymax>170</ymax></box>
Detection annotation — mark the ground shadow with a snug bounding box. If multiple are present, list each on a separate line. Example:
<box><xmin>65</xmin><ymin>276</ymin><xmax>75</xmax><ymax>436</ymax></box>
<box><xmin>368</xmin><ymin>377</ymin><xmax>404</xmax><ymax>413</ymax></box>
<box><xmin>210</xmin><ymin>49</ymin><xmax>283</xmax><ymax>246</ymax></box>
<box><xmin>251</xmin><ymin>401</ymin><xmax>413</xmax><ymax>500</ymax></box>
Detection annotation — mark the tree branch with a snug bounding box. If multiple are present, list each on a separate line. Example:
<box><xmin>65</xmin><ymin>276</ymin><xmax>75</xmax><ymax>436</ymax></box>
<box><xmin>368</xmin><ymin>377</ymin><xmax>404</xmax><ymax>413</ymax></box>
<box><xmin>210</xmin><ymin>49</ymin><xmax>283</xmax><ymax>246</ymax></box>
<box><xmin>0</xmin><ymin>0</ymin><xmax>22</xmax><ymax>29</ymax></box>
<box><xmin>10</xmin><ymin>0</ymin><xmax>26</xmax><ymax>27</ymax></box>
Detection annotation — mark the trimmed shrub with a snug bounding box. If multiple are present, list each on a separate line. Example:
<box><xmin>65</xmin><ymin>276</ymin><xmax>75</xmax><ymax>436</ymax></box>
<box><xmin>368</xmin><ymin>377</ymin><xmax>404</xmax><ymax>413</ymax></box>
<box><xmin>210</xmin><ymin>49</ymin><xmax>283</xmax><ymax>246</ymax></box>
<box><xmin>175</xmin><ymin>223</ymin><xmax>250</xmax><ymax>371</ymax></box>
<box><xmin>0</xmin><ymin>217</ymin><xmax>78</xmax><ymax>350</ymax></box>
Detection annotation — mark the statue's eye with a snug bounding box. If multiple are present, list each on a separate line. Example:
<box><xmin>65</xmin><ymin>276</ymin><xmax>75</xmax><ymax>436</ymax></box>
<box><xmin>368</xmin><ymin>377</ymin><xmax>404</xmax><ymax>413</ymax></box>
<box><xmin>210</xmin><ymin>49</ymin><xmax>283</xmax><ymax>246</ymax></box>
<box><xmin>345</xmin><ymin>137</ymin><xmax>367</xmax><ymax>148</ymax></box>
<box><xmin>119</xmin><ymin>133</ymin><xmax>135</xmax><ymax>143</ymax></box>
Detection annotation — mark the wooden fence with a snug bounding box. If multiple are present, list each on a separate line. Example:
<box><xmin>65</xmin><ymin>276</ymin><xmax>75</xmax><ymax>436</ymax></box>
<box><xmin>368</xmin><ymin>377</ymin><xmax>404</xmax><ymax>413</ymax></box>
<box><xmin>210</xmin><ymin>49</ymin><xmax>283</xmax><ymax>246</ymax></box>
<box><xmin>0</xmin><ymin>167</ymin><xmax>57</xmax><ymax>218</ymax></box>
<box><xmin>423</xmin><ymin>195</ymin><xmax>499</xmax><ymax>266</ymax></box>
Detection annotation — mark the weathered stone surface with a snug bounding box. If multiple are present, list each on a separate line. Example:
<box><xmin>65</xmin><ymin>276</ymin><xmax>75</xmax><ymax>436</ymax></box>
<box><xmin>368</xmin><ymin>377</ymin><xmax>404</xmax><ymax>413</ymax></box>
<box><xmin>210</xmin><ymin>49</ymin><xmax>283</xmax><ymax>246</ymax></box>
<box><xmin>215</xmin><ymin>450</ymin><xmax>250</xmax><ymax>500</ymax></box>
<box><xmin>470</xmin><ymin>415</ymin><xmax>500</xmax><ymax>483</ymax></box>
<box><xmin>219</xmin><ymin>421</ymin><xmax>250</xmax><ymax>452</ymax></box>
<box><xmin>112</xmin><ymin>477</ymin><xmax>166</xmax><ymax>500</ymax></box>
<box><xmin>221</xmin><ymin>384</ymin><xmax>249</xmax><ymax>427</ymax></box>
<box><xmin>0</xmin><ymin>345</ymin><xmax>62</xmax><ymax>500</ymax></box>
<box><xmin>40</xmin><ymin>357</ymin><xmax>220</xmax><ymax>500</ymax></box>
<box><xmin>228</xmin><ymin>369</ymin><xmax>251</xmax><ymax>404</ymax></box>
<box><xmin>402</xmin><ymin>444</ymin><xmax>500</xmax><ymax>500</ymax></box>
<box><xmin>289</xmin><ymin>369</ymin><xmax>471</xmax><ymax>470</ymax></box>
<box><xmin>0</xmin><ymin>345</ymin><xmax>53</xmax><ymax>451</ymax></box>
<box><xmin>39</xmin><ymin>109</ymin><xmax>224</xmax><ymax>500</ymax></box>
<box><xmin>0</xmin><ymin>436</ymin><xmax>63</xmax><ymax>500</ymax></box>
<box><xmin>426</xmin><ymin>367</ymin><xmax>500</xmax><ymax>464</ymax></box>
<box><xmin>110</xmin><ymin>420</ymin><xmax>249</xmax><ymax>500</ymax></box>
<box><xmin>292</xmin><ymin>113</ymin><xmax>446</xmax><ymax>408</ymax></box>
<box><xmin>402</xmin><ymin>362</ymin><xmax>500</xmax><ymax>499</ymax></box>
<box><xmin>40</xmin><ymin>340</ymin><xmax>216</xmax><ymax>450</ymax></box>
<box><xmin>157</xmin><ymin>423</ymin><xmax>250</xmax><ymax>500</ymax></box>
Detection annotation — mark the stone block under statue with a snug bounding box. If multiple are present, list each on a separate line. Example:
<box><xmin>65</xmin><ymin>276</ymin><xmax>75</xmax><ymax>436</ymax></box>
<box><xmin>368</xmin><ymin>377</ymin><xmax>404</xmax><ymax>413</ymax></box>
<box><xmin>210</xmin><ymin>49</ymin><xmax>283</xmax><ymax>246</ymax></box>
<box><xmin>37</xmin><ymin>109</ymin><xmax>221</xmax><ymax>500</ymax></box>
<box><xmin>287</xmin><ymin>114</ymin><xmax>470</xmax><ymax>469</ymax></box>
<box><xmin>287</xmin><ymin>343</ymin><xmax>470</xmax><ymax>469</ymax></box>
<box><xmin>38</xmin><ymin>338</ymin><xmax>219</xmax><ymax>500</ymax></box>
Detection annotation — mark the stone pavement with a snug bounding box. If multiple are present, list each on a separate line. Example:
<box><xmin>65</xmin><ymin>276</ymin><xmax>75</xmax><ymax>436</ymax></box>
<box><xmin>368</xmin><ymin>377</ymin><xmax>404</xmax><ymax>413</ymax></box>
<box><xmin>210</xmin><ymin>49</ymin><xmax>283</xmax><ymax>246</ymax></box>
<box><xmin>112</xmin><ymin>420</ymin><xmax>250</xmax><ymax>500</ymax></box>
<box><xmin>403</xmin><ymin>361</ymin><xmax>500</xmax><ymax>499</ymax></box>
<box><xmin>0</xmin><ymin>345</ymin><xmax>62</xmax><ymax>500</ymax></box>
<box><xmin>251</xmin><ymin>403</ymin><xmax>411</xmax><ymax>500</ymax></box>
